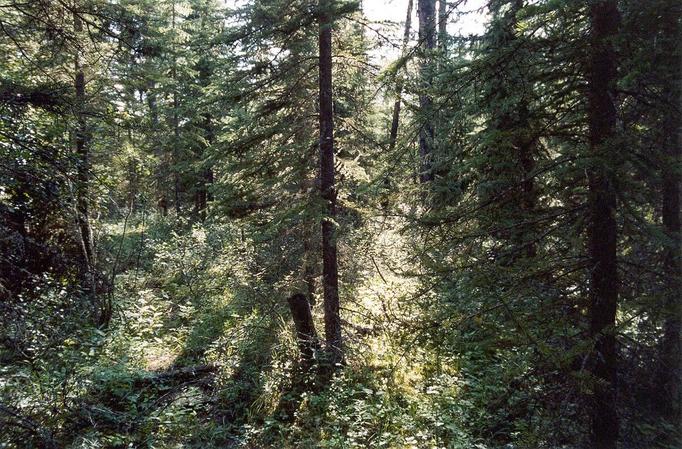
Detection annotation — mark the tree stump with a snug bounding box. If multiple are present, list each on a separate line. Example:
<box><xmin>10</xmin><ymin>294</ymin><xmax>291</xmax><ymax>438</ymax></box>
<box><xmin>287</xmin><ymin>293</ymin><xmax>320</xmax><ymax>363</ymax></box>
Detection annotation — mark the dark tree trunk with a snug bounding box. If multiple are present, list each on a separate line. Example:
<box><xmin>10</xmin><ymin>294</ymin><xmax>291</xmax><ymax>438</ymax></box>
<box><xmin>195</xmin><ymin>49</ymin><xmax>213</xmax><ymax>222</ymax></box>
<box><xmin>388</xmin><ymin>0</ymin><xmax>413</xmax><ymax>151</ymax></box>
<box><xmin>146</xmin><ymin>83</ymin><xmax>167</xmax><ymax>212</ymax></box>
<box><xmin>417</xmin><ymin>0</ymin><xmax>436</xmax><ymax>183</ymax></box>
<box><xmin>172</xmin><ymin>0</ymin><xmax>181</xmax><ymax>215</ymax></box>
<box><xmin>74</xmin><ymin>11</ymin><xmax>108</xmax><ymax>326</ymax></box>
<box><xmin>172</xmin><ymin>103</ymin><xmax>181</xmax><ymax>215</ymax></box>
<box><xmin>147</xmin><ymin>83</ymin><xmax>174</xmax><ymax>217</ymax></box>
<box><xmin>318</xmin><ymin>0</ymin><xmax>343</xmax><ymax>366</ymax></box>
<box><xmin>206</xmin><ymin>168</ymin><xmax>214</xmax><ymax>202</ymax></box>
<box><xmin>195</xmin><ymin>111</ymin><xmax>212</xmax><ymax>222</ymax></box>
<box><xmin>287</xmin><ymin>293</ymin><xmax>320</xmax><ymax>363</ymax></box>
<box><xmin>657</xmin><ymin>3</ymin><xmax>681</xmax><ymax>428</ymax></box>
<box><xmin>127</xmin><ymin>157</ymin><xmax>138</xmax><ymax>214</ymax></box>
<box><xmin>195</xmin><ymin>190</ymin><xmax>205</xmax><ymax>220</ymax></box>
<box><xmin>586</xmin><ymin>2</ymin><xmax>620</xmax><ymax>448</ymax></box>
<box><xmin>515</xmin><ymin>103</ymin><xmax>537</xmax><ymax>259</ymax></box>
<box><xmin>196</xmin><ymin>168</ymin><xmax>213</xmax><ymax>222</ymax></box>
<box><xmin>74</xmin><ymin>12</ymin><xmax>95</xmax><ymax>278</ymax></box>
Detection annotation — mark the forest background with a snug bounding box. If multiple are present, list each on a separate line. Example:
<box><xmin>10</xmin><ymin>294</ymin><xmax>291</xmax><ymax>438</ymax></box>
<box><xmin>0</xmin><ymin>0</ymin><xmax>679</xmax><ymax>448</ymax></box>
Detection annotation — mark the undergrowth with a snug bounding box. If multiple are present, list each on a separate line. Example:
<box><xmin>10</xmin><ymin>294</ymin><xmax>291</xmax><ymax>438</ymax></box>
<box><xmin>1</xmin><ymin>215</ymin><xmax>480</xmax><ymax>449</ymax></box>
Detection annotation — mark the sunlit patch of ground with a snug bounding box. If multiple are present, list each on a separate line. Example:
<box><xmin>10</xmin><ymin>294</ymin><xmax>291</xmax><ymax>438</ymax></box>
<box><xmin>145</xmin><ymin>350</ymin><xmax>178</xmax><ymax>371</ymax></box>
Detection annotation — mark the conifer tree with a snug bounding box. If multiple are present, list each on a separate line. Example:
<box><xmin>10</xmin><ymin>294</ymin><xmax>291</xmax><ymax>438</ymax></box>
<box><xmin>417</xmin><ymin>0</ymin><xmax>436</xmax><ymax>183</ymax></box>
<box><xmin>656</xmin><ymin>0</ymin><xmax>681</xmax><ymax>426</ymax></box>
<box><xmin>585</xmin><ymin>2</ymin><xmax>620</xmax><ymax>446</ymax></box>
<box><xmin>318</xmin><ymin>0</ymin><xmax>343</xmax><ymax>365</ymax></box>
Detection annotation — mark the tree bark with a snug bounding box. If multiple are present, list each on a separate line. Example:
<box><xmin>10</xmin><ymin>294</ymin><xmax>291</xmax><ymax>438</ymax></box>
<box><xmin>318</xmin><ymin>0</ymin><xmax>343</xmax><ymax>366</ymax></box>
<box><xmin>586</xmin><ymin>2</ymin><xmax>620</xmax><ymax>448</ymax></box>
<box><xmin>146</xmin><ymin>82</ymin><xmax>169</xmax><ymax>215</ymax></box>
<box><xmin>172</xmin><ymin>0</ymin><xmax>181</xmax><ymax>215</ymax></box>
<box><xmin>73</xmin><ymin>11</ymin><xmax>96</xmax><ymax>282</ymax></box>
<box><xmin>127</xmin><ymin>156</ymin><xmax>138</xmax><ymax>214</ymax></box>
<box><xmin>287</xmin><ymin>293</ymin><xmax>320</xmax><ymax>363</ymax></box>
<box><xmin>657</xmin><ymin>2</ymin><xmax>681</xmax><ymax>428</ymax></box>
<box><xmin>438</xmin><ymin>0</ymin><xmax>447</xmax><ymax>55</ymax></box>
<box><xmin>195</xmin><ymin>7</ymin><xmax>213</xmax><ymax>222</ymax></box>
<box><xmin>417</xmin><ymin>0</ymin><xmax>436</xmax><ymax>183</ymax></box>
<box><xmin>196</xmin><ymin>108</ymin><xmax>212</xmax><ymax>221</ymax></box>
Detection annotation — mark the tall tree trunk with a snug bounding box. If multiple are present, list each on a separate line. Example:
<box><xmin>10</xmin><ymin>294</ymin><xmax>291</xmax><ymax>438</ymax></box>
<box><xmin>318</xmin><ymin>0</ymin><xmax>343</xmax><ymax>366</ymax></box>
<box><xmin>197</xmin><ymin>62</ymin><xmax>213</xmax><ymax>222</ymax></box>
<box><xmin>417</xmin><ymin>0</ymin><xmax>436</xmax><ymax>183</ymax></box>
<box><xmin>73</xmin><ymin>11</ymin><xmax>95</xmax><ymax>278</ymax></box>
<box><xmin>586</xmin><ymin>2</ymin><xmax>620</xmax><ymax>448</ymax></box>
<box><xmin>127</xmin><ymin>156</ymin><xmax>138</xmax><ymax>214</ymax></box>
<box><xmin>438</xmin><ymin>0</ymin><xmax>447</xmax><ymax>55</ymax></box>
<box><xmin>388</xmin><ymin>0</ymin><xmax>413</xmax><ymax>151</ymax></box>
<box><xmin>195</xmin><ymin>109</ymin><xmax>212</xmax><ymax>222</ymax></box>
<box><xmin>147</xmin><ymin>82</ymin><xmax>169</xmax><ymax>215</ymax></box>
<box><xmin>172</xmin><ymin>0</ymin><xmax>181</xmax><ymax>215</ymax></box>
<box><xmin>74</xmin><ymin>9</ymin><xmax>106</xmax><ymax>325</ymax></box>
<box><xmin>172</xmin><ymin>107</ymin><xmax>181</xmax><ymax>215</ymax></box>
<box><xmin>206</xmin><ymin>169</ymin><xmax>214</xmax><ymax>203</ymax></box>
<box><xmin>657</xmin><ymin>3</ymin><xmax>681</xmax><ymax>428</ymax></box>
<box><xmin>195</xmin><ymin>168</ymin><xmax>213</xmax><ymax>221</ymax></box>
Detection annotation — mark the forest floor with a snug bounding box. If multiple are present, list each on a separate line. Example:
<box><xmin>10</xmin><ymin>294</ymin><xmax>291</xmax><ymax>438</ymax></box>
<box><xmin>61</xmin><ymin>215</ymin><xmax>469</xmax><ymax>448</ymax></box>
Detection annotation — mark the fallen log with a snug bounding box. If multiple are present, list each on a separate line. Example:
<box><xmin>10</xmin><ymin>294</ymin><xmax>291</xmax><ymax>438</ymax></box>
<box><xmin>134</xmin><ymin>364</ymin><xmax>218</xmax><ymax>387</ymax></box>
